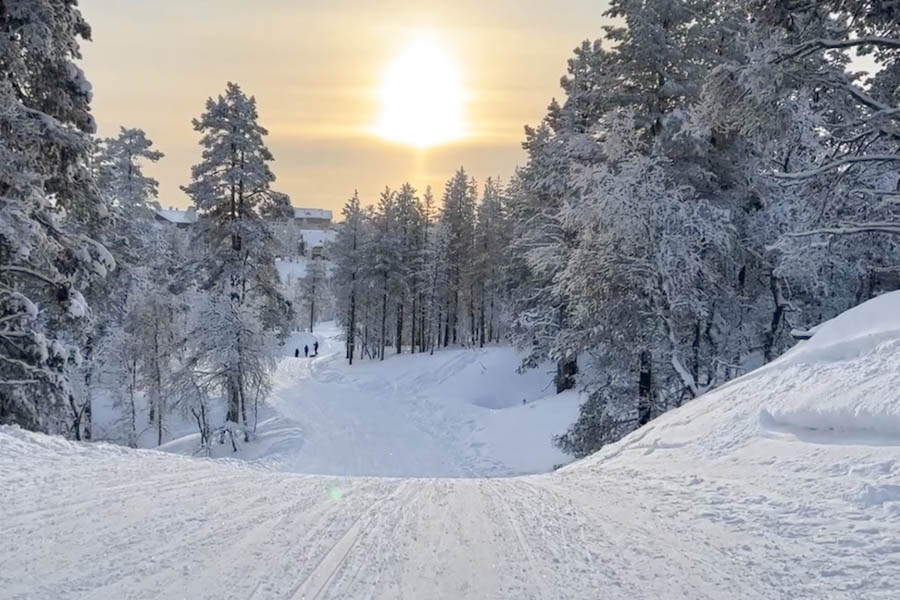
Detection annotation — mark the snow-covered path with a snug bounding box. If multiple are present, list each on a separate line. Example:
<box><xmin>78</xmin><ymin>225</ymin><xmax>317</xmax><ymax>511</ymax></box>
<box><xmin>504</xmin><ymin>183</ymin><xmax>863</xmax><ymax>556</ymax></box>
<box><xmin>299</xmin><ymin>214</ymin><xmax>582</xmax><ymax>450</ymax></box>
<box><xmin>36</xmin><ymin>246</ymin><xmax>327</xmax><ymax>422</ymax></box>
<box><xmin>4</xmin><ymin>294</ymin><xmax>900</xmax><ymax>599</ymax></box>
<box><xmin>213</xmin><ymin>324</ymin><xmax>580</xmax><ymax>477</ymax></box>
<box><xmin>4</xmin><ymin>421</ymin><xmax>898</xmax><ymax>599</ymax></box>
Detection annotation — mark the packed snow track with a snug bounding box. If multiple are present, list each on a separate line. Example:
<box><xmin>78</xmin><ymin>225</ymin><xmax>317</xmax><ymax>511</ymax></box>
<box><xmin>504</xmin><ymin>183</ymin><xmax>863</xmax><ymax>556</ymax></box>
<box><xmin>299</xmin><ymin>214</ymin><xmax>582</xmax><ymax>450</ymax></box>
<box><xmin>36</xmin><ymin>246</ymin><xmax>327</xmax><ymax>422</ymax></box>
<box><xmin>4</xmin><ymin>292</ymin><xmax>900</xmax><ymax>599</ymax></box>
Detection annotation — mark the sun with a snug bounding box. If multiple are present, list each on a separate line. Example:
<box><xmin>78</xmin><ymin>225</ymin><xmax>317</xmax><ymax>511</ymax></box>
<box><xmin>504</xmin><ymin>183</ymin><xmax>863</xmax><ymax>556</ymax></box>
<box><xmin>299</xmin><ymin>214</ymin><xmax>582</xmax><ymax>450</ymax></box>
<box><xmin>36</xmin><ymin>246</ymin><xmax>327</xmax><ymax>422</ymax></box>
<box><xmin>374</xmin><ymin>30</ymin><xmax>466</xmax><ymax>148</ymax></box>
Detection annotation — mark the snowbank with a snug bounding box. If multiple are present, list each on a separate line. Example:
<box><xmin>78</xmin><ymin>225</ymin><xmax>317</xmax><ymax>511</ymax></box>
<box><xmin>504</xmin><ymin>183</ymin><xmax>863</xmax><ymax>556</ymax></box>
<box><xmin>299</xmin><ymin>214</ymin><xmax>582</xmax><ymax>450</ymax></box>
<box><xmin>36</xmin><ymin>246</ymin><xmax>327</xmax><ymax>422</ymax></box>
<box><xmin>780</xmin><ymin>291</ymin><xmax>900</xmax><ymax>367</ymax></box>
<box><xmin>575</xmin><ymin>291</ymin><xmax>900</xmax><ymax>470</ymax></box>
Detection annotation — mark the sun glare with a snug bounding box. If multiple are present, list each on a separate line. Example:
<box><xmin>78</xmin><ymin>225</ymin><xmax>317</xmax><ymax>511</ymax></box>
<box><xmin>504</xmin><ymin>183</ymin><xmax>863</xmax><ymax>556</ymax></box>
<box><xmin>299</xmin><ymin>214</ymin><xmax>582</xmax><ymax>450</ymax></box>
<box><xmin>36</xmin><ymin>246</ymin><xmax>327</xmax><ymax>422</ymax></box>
<box><xmin>374</xmin><ymin>30</ymin><xmax>465</xmax><ymax>148</ymax></box>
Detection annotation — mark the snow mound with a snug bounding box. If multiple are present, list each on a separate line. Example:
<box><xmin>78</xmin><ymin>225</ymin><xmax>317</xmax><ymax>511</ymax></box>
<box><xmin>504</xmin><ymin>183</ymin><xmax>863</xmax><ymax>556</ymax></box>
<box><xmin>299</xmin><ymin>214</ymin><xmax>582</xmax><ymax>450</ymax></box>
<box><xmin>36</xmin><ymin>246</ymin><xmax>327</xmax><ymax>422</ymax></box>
<box><xmin>576</xmin><ymin>291</ymin><xmax>900</xmax><ymax>468</ymax></box>
<box><xmin>760</xmin><ymin>291</ymin><xmax>900</xmax><ymax>441</ymax></box>
<box><xmin>780</xmin><ymin>291</ymin><xmax>900</xmax><ymax>367</ymax></box>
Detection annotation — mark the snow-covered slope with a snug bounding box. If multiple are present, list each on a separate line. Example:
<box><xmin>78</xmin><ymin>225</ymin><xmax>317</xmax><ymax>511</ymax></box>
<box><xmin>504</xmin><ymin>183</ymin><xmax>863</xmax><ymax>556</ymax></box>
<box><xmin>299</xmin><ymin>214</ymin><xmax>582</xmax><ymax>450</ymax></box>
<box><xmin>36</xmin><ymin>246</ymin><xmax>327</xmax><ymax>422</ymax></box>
<box><xmin>3</xmin><ymin>293</ymin><xmax>900</xmax><ymax>599</ymax></box>
<box><xmin>161</xmin><ymin>326</ymin><xmax>580</xmax><ymax>477</ymax></box>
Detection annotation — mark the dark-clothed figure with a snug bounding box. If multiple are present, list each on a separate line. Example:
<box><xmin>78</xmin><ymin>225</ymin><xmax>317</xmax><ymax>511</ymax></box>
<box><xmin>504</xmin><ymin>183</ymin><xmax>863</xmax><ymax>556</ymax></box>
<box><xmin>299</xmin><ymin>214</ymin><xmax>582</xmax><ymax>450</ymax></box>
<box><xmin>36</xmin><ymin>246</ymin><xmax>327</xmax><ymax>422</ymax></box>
<box><xmin>304</xmin><ymin>345</ymin><xmax>309</xmax><ymax>357</ymax></box>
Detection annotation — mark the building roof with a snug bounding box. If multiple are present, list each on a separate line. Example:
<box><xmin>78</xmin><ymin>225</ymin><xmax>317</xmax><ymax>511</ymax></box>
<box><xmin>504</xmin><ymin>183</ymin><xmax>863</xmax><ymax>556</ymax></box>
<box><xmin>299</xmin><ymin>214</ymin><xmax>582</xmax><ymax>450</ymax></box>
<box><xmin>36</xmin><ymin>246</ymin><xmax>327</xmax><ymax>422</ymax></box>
<box><xmin>293</xmin><ymin>207</ymin><xmax>332</xmax><ymax>221</ymax></box>
<box><xmin>155</xmin><ymin>208</ymin><xmax>198</xmax><ymax>224</ymax></box>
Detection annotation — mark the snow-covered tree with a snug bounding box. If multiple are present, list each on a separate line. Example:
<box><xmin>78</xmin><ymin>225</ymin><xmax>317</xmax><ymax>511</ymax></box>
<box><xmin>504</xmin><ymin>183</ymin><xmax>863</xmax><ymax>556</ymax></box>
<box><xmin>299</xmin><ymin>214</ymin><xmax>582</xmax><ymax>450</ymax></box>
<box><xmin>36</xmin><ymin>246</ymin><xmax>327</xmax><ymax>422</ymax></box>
<box><xmin>438</xmin><ymin>168</ymin><xmax>478</xmax><ymax>347</ymax></box>
<box><xmin>474</xmin><ymin>177</ymin><xmax>510</xmax><ymax>346</ymax></box>
<box><xmin>332</xmin><ymin>191</ymin><xmax>365</xmax><ymax>364</ymax></box>
<box><xmin>181</xmin><ymin>82</ymin><xmax>291</xmax><ymax>436</ymax></box>
<box><xmin>75</xmin><ymin>127</ymin><xmax>167</xmax><ymax>442</ymax></box>
<box><xmin>299</xmin><ymin>258</ymin><xmax>328</xmax><ymax>333</ymax></box>
<box><xmin>0</xmin><ymin>1</ymin><xmax>115</xmax><ymax>436</ymax></box>
<box><xmin>509</xmin><ymin>0</ymin><xmax>899</xmax><ymax>457</ymax></box>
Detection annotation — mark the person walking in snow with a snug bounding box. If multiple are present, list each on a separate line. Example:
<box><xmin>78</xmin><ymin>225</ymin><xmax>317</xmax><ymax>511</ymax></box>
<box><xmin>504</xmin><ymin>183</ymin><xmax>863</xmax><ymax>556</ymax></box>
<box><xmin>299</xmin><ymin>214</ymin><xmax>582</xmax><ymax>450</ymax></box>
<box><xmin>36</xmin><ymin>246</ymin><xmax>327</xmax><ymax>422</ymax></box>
<box><xmin>304</xmin><ymin>345</ymin><xmax>309</xmax><ymax>357</ymax></box>
<box><xmin>294</xmin><ymin>348</ymin><xmax>299</xmax><ymax>358</ymax></box>
<box><xmin>313</xmin><ymin>341</ymin><xmax>319</xmax><ymax>356</ymax></box>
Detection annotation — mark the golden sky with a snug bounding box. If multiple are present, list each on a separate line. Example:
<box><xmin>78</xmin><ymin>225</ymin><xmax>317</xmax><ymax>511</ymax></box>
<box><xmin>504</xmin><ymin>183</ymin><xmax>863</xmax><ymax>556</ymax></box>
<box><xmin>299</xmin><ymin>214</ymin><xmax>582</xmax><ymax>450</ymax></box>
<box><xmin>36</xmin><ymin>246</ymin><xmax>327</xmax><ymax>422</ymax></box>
<box><xmin>79</xmin><ymin>0</ymin><xmax>609</xmax><ymax>213</ymax></box>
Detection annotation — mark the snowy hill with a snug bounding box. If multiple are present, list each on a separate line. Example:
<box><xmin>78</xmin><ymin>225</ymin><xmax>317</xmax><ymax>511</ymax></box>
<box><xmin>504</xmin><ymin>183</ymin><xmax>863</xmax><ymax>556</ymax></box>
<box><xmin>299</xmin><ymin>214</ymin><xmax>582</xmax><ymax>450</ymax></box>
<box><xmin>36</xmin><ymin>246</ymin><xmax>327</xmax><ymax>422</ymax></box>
<box><xmin>160</xmin><ymin>324</ymin><xmax>581</xmax><ymax>477</ymax></box>
<box><xmin>3</xmin><ymin>293</ymin><xmax>900</xmax><ymax>598</ymax></box>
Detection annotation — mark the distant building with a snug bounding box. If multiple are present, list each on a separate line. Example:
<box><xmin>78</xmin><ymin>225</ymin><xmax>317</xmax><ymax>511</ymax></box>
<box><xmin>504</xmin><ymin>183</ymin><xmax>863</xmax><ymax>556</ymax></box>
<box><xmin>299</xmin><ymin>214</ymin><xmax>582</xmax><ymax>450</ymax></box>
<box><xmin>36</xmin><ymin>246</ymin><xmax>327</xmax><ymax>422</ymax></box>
<box><xmin>153</xmin><ymin>205</ymin><xmax>334</xmax><ymax>259</ymax></box>
<box><xmin>154</xmin><ymin>206</ymin><xmax>198</xmax><ymax>228</ymax></box>
<box><xmin>269</xmin><ymin>207</ymin><xmax>335</xmax><ymax>258</ymax></box>
<box><xmin>292</xmin><ymin>208</ymin><xmax>333</xmax><ymax>229</ymax></box>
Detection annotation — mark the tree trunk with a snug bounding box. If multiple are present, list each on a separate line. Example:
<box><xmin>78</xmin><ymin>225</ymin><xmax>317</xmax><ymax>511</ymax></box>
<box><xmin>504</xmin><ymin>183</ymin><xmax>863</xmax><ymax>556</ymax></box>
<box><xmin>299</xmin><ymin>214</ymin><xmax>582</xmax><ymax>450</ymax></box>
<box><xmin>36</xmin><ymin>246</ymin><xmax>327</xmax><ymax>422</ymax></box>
<box><xmin>226</xmin><ymin>377</ymin><xmax>240</xmax><ymax>424</ymax></box>
<box><xmin>128</xmin><ymin>359</ymin><xmax>138</xmax><ymax>447</ymax></box>
<box><xmin>479</xmin><ymin>288</ymin><xmax>486</xmax><ymax>348</ymax></box>
<box><xmin>363</xmin><ymin>296</ymin><xmax>370</xmax><ymax>360</ymax></box>
<box><xmin>380</xmin><ymin>287</ymin><xmax>388</xmax><ymax>361</ymax></box>
<box><xmin>555</xmin><ymin>355</ymin><xmax>578</xmax><ymax>394</ymax></box>
<box><xmin>488</xmin><ymin>294</ymin><xmax>495</xmax><ymax>343</ymax></box>
<box><xmin>411</xmin><ymin>296</ymin><xmax>417</xmax><ymax>354</ymax></box>
<box><xmin>638</xmin><ymin>350</ymin><xmax>652</xmax><ymax>426</ymax></box>
<box><xmin>309</xmin><ymin>282</ymin><xmax>316</xmax><ymax>332</ymax></box>
<box><xmin>764</xmin><ymin>274</ymin><xmax>786</xmax><ymax>363</ymax></box>
<box><xmin>396</xmin><ymin>300</ymin><xmax>404</xmax><ymax>354</ymax></box>
<box><xmin>348</xmin><ymin>281</ymin><xmax>356</xmax><ymax>365</ymax></box>
<box><xmin>443</xmin><ymin>298</ymin><xmax>450</xmax><ymax>348</ymax></box>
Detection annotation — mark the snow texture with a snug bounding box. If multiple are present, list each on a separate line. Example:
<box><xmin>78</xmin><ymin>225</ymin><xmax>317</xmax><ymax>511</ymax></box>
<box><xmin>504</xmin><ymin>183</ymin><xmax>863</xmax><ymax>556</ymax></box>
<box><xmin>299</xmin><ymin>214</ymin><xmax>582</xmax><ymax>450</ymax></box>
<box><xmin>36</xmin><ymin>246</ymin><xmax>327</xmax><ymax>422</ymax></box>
<box><xmin>3</xmin><ymin>293</ymin><xmax>900</xmax><ymax>598</ymax></box>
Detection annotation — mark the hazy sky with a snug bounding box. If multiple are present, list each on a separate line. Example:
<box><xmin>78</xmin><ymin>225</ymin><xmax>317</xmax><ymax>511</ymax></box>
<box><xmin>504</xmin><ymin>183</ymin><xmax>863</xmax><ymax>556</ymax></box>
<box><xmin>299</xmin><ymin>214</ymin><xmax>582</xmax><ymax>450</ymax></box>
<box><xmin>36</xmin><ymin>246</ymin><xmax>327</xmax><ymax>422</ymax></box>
<box><xmin>79</xmin><ymin>1</ymin><xmax>610</xmax><ymax>213</ymax></box>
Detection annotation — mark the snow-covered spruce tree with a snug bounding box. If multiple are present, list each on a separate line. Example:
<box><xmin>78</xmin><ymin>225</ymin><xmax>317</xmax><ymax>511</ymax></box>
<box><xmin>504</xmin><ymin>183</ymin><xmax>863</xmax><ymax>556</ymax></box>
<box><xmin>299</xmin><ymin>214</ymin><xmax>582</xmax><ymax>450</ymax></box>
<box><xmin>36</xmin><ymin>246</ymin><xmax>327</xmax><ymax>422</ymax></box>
<box><xmin>474</xmin><ymin>177</ymin><xmax>510</xmax><ymax>347</ymax></box>
<box><xmin>393</xmin><ymin>182</ymin><xmax>425</xmax><ymax>354</ymax></box>
<box><xmin>76</xmin><ymin>127</ymin><xmax>169</xmax><ymax>442</ymax></box>
<box><xmin>181</xmin><ymin>82</ymin><xmax>291</xmax><ymax>441</ymax></box>
<box><xmin>437</xmin><ymin>168</ymin><xmax>478</xmax><ymax>347</ymax></box>
<box><xmin>506</xmin><ymin>122</ymin><xmax>581</xmax><ymax>393</ymax></box>
<box><xmin>0</xmin><ymin>1</ymin><xmax>115</xmax><ymax>436</ymax></box>
<box><xmin>425</xmin><ymin>207</ymin><xmax>451</xmax><ymax>355</ymax></box>
<box><xmin>332</xmin><ymin>191</ymin><xmax>365</xmax><ymax>364</ymax></box>
<box><xmin>693</xmin><ymin>0</ymin><xmax>900</xmax><ymax>345</ymax></box>
<box><xmin>512</xmin><ymin>0</ymin><xmax>766</xmax><ymax>454</ymax></box>
<box><xmin>371</xmin><ymin>187</ymin><xmax>402</xmax><ymax>360</ymax></box>
<box><xmin>414</xmin><ymin>186</ymin><xmax>437</xmax><ymax>352</ymax></box>
<box><xmin>522</xmin><ymin>0</ymin><xmax>900</xmax><ymax>457</ymax></box>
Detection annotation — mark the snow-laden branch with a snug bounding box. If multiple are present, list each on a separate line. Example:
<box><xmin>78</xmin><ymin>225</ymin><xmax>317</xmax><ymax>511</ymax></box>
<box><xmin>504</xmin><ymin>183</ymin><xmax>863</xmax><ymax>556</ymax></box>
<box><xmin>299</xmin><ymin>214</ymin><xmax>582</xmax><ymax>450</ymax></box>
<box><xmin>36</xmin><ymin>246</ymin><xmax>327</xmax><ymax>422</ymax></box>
<box><xmin>770</xmin><ymin>155</ymin><xmax>900</xmax><ymax>180</ymax></box>
<box><xmin>784</xmin><ymin>222</ymin><xmax>900</xmax><ymax>238</ymax></box>
<box><xmin>778</xmin><ymin>36</ymin><xmax>900</xmax><ymax>62</ymax></box>
<box><xmin>0</xmin><ymin>266</ymin><xmax>60</xmax><ymax>287</ymax></box>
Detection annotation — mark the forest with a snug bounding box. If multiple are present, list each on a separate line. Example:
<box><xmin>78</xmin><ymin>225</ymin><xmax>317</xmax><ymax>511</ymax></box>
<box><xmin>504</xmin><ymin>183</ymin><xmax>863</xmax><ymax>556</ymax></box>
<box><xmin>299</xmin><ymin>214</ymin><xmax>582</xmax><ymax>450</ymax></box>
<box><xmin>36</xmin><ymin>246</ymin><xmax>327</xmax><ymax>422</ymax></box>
<box><xmin>2</xmin><ymin>0</ymin><xmax>899</xmax><ymax>459</ymax></box>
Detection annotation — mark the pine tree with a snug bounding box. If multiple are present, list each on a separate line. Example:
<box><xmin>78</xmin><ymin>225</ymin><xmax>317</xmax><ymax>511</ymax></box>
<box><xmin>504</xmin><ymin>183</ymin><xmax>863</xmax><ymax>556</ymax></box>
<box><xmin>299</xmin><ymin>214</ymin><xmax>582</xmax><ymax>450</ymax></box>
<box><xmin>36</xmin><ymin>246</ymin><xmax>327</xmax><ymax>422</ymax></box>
<box><xmin>333</xmin><ymin>191</ymin><xmax>365</xmax><ymax>364</ymax></box>
<box><xmin>474</xmin><ymin>177</ymin><xmax>510</xmax><ymax>347</ymax></box>
<box><xmin>181</xmin><ymin>82</ymin><xmax>290</xmax><ymax>437</ymax></box>
<box><xmin>83</xmin><ymin>127</ymin><xmax>167</xmax><ymax>440</ymax></box>
<box><xmin>439</xmin><ymin>168</ymin><xmax>478</xmax><ymax>347</ymax></box>
<box><xmin>0</xmin><ymin>1</ymin><xmax>115</xmax><ymax>436</ymax></box>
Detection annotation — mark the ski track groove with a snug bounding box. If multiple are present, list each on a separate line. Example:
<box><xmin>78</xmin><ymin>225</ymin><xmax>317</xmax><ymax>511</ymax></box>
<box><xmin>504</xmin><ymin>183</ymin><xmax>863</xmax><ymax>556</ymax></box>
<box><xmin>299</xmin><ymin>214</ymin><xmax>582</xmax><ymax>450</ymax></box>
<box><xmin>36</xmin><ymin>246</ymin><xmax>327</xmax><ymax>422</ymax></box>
<box><xmin>287</xmin><ymin>482</ymin><xmax>410</xmax><ymax>600</ymax></box>
<box><xmin>481</xmin><ymin>479</ymin><xmax>553</xmax><ymax>600</ymax></box>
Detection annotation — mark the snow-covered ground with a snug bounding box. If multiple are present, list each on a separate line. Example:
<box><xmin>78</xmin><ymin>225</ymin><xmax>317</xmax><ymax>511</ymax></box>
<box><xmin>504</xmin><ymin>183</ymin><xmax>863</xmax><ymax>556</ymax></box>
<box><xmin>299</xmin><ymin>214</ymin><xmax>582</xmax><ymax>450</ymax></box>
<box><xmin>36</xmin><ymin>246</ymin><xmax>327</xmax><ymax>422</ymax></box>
<box><xmin>3</xmin><ymin>293</ymin><xmax>900</xmax><ymax>598</ymax></box>
<box><xmin>161</xmin><ymin>325</ymin><xmax>580</xmax><ymax>477</ymax></box>
<box><xmin>275</xmin><ymin>256</ymin><xmax>308</xmax><ymax>283</ymax></box>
